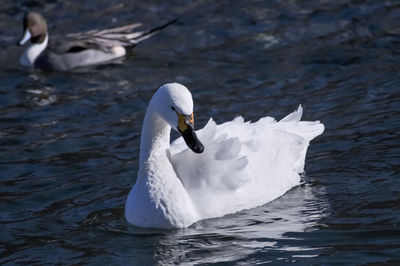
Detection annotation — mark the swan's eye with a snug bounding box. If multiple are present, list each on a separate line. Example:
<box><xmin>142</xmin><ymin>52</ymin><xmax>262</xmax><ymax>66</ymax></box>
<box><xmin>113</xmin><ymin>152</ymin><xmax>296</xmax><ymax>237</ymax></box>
<box><xmin>171</xmin><ymin>106</ymin><xmax>176</xmax><ymax>112</ymax></box>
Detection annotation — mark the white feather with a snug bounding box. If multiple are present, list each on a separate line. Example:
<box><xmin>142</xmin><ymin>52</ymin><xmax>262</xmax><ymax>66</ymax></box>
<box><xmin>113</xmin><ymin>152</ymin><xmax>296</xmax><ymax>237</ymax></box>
<box><xmin>125</xmin><ymin>83</ymin><xmax>324</xmax><ymax>229</ymax></box>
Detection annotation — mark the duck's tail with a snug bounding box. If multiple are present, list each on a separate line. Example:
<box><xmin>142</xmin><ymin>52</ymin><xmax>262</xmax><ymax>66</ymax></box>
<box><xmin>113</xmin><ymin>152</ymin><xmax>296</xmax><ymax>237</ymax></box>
<box><xmin>128</xmin><ymin>17</ymin><xmax>180</xmax><ymax>45</ymax></box>
<box><xmin>67</xmin><ymin>17</ymin><xmax>180</xmax><ymax>49</ymax></box>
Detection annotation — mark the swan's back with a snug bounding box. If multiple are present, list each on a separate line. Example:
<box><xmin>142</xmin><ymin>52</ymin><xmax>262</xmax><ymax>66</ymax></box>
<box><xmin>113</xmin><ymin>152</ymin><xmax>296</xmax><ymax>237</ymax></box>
<box><xmin>170</xmin><ymin>105</ymin><xmax>324</xmax><ymax>219</ymax></box>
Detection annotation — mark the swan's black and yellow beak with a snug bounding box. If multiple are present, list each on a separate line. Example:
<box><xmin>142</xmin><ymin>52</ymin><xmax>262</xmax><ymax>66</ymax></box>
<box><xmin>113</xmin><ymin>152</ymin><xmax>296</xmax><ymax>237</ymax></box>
<box><xmin>177</xmin><ymin>112</ymin><xmax>204</xmax><ymax>153</ymax></box>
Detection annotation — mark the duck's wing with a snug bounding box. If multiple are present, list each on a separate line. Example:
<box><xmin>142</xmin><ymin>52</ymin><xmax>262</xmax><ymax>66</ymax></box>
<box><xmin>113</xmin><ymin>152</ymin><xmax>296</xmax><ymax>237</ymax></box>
<box><xmin>49</xmin><ymin>18</ymin><xmax>179</xmax><ymax>54</ymax></box>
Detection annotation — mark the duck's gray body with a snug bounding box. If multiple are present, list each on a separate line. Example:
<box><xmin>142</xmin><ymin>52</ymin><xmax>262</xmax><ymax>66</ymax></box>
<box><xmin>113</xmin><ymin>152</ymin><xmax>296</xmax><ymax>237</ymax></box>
<box><xmin>32</xmin><ymin>48</ymin><xmax>121</xmax><ymax>71</ymax></box>
<box><xmin>18</xmin><ymin>12</ymin><xmax>177</xmax><ymax>71</ymax></box>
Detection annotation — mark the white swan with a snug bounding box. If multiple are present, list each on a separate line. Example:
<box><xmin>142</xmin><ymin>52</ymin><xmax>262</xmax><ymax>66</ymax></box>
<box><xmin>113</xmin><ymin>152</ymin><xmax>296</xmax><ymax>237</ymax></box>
<box><xmin>125</xmin><ymin>83</ymin><xmax>324</xmax><ymax>229</ymax></box>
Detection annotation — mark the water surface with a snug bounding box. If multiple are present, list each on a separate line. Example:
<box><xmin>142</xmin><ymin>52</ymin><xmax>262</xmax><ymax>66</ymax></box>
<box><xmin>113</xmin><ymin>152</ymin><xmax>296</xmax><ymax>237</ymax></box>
<box><xmin>1</xmin><ymin>0</ymin><xmax>400</xmax><ymax>264</ymax></box>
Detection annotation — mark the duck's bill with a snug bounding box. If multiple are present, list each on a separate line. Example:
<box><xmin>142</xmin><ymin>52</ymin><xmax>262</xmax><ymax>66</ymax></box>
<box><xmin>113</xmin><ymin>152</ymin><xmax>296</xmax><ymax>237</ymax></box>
<box><xmin>17</xmin><ymin>29</ymin><xmax>31</xmax><ymax>46</ymax></box>
<box><xmin>177</xmin><ymin>113</ymin><xmax>204</xmax><ymax>154</ymax></box>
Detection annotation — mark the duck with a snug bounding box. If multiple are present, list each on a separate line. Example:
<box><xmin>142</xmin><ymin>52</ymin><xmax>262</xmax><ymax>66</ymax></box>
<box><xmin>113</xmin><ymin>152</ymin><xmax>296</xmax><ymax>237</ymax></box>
<box><xmin>17</xmin><ymin>12</ymin><xmax>177</xmax><ymax>71</ymax></box>
<box><xmin>125</xmin><ymin>83</ymin><xmax>324</xmax><ymax>229</ymax></box>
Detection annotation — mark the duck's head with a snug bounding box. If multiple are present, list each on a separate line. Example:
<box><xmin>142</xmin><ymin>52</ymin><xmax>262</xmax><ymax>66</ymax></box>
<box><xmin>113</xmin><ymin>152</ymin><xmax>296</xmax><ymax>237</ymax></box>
<box><xmin>17</xmin><ymin>12</ymin><xmax>47</xmax><ymax>46</ymax></box>
<box><xmin>152</xmin><ymin>83</ymin><xmax>204</xmax><ymax>154</ymax></box>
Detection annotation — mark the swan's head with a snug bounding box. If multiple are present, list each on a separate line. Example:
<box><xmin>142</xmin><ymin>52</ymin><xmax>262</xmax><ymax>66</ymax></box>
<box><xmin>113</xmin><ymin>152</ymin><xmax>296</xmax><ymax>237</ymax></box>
<box><xmin>152</xmin><ymin>83</ymin><xmax>204</xmax><ymax>154</ymax></box>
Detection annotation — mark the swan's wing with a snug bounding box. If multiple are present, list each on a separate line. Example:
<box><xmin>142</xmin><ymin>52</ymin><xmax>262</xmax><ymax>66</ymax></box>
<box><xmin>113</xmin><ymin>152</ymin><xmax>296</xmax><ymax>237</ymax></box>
<box><xmin>169</xmin><ymin>106</ymin><xmax>324</xmax><ymax>193</ymax></box>
<box><xmin>170</xmin><ymin>118</ymin><xmax>251</xmax><ymax>194</ymax></box>
<box><xmin>169</xmin><ymin>107</ymin><xmax>324</xmax><ymax>218</ymax></box>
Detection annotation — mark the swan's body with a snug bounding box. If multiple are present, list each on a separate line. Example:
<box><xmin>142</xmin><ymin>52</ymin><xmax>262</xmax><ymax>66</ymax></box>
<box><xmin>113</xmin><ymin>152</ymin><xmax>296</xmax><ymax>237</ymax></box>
<box><xmin>125</xmin><ymin>83</ymin><xmax>324</xmax><ymax>229</ymax></box>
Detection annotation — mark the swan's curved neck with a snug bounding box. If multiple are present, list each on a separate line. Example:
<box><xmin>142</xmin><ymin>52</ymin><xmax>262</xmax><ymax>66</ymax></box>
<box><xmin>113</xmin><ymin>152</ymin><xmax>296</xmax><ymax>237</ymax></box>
<box><xmin>20</xmin><ymin>34</ymin><xmax>48</xmax><ymax>67</ymax></box>
<box><xmin>127</xmin><ymin>99</ymin><xmax>198</xmax><ymax>228</ymax></box>
<box><xmin>138</xmin><ymin>105</ymin><xmax>171</xmax><ymax>178</ymax></box>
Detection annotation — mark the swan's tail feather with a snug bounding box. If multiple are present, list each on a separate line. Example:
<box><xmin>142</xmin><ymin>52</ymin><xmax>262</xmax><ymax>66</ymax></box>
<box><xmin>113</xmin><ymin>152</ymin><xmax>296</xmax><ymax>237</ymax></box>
<box><xmin>278</xmin><ymin>105</ymin><xmax>324</xmax><ymax>141</ymax></box>
<box><xmin>280</xmin><ymin>105</ymin><xmax>303</xmax><ymax>123</ymax></box>
<box><xmin>296</xmin><ymin>121</ymin><xmax>325</xmax><ymax>141</ymax></box>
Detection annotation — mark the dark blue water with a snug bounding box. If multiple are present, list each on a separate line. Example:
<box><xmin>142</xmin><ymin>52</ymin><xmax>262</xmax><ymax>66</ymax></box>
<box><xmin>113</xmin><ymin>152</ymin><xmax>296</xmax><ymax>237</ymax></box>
<box><xmin>1</xmin><ymin>0</ymin><xmax>400</xmax><ymax>264</ymax></box>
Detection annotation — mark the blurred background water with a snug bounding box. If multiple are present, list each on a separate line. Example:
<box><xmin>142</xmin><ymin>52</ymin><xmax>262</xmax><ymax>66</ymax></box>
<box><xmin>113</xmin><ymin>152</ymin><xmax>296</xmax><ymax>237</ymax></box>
<box><xmin>1</xmin><ymin>0</ymin><xmax>400</xmax><ymax>264</ymax></box>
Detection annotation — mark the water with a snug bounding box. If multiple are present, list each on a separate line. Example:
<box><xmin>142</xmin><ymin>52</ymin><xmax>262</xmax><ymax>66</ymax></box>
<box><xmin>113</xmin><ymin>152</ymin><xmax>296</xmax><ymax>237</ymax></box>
<box><xmin>1</xmin><ymin>0</ymin><xmax>400</xmax><ymax>264</ymax></box>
